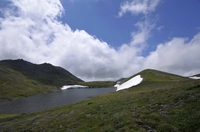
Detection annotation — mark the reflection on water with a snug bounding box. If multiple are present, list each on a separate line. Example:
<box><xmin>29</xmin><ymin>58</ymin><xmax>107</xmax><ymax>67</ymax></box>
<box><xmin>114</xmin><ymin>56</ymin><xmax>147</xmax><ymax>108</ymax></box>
<box><xmin>0</xmin><ymin>87</ymin><xmax>116</xmax><ymax>114</ymax></box>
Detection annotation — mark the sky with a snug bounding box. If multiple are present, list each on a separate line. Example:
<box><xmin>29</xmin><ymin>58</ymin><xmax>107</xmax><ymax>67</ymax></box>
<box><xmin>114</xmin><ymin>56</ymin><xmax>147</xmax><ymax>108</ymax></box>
<box><xmin>0</xmin><ymin>0</ymin><xmax>200</xmax><ymax>81</ymax></box>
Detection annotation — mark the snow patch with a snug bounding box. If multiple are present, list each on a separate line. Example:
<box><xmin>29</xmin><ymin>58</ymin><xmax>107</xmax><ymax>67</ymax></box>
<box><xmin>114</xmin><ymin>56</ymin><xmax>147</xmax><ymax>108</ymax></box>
<box><xmin>115</xmin><ymin>75</ymin><xmax>143</xmax><ymax>91</ymax></box>
<box><xmin>189</xmin><ymin>76</ymin><xmax>200</xmax><ymax>79</ymax></box>
<box><xmin>61</xmin><ymin>85</ymin><xmax>88</xmax><ymax>90</ymax></box>
<box><xmin>114</xmin><ymin>84</ymin><xmax>120</xmax><ymax>87</ymax></box>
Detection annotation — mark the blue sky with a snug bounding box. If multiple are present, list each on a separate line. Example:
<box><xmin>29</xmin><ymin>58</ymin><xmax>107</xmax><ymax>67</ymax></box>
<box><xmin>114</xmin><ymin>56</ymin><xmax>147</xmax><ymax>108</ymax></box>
<box><xmin>0</xmin><ymin>0</ymin><xmax>200</xmax><ymax>81</ymax></box>
<box><xmin>60</xmin><ymin>0</ymin><xmax>133</xmax><ymax>47</ymax></box>
<box><xmin>60</xmin><ymin>0</ymin><xmax>200</xmax><ymax>55</ymax></box>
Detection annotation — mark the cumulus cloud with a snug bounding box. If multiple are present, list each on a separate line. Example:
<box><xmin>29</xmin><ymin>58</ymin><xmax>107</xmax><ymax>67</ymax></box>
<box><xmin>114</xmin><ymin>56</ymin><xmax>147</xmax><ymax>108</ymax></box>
<box><xmin>0</xmin><ymin>0</ymin><xmax>143</xmax><ymax>81</ymax></box>
<box><xmin>69</xmin><ymin>0</ymin><xmax>99</xmax><ymax>2</ymax></box>
<box><xmin>131</xmin><ymin>20</ymin><xmax>155</xmax><ymax>46</ymax></box>
<box><xmin>119</xmin><ymin>0</ymin><xmax>161</xmax><ymax>17</ymax></box>
<box><xmin>143</xmin><ymin>33</ymin><xmax>200</xmax><ymax>76</ymax></box>
<box><xmin>0</xmin><ymin>0</ymin><xmax>200</xmax><ymax>81</ymax></box>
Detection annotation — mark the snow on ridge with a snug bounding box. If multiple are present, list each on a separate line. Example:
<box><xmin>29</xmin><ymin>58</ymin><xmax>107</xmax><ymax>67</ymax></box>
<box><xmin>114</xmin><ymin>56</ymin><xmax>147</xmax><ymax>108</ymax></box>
<box><xmin>189</xmin><ymin>76</ymin><xmax>200</xmax><ymax>79</ymax></box>
<box><xmin>115</xmin><ymin>75</ymin><xmax>143</xmax><ymax>91</ymax></box>
<box><xmin>61</xmin><ymin>85</ymin><xmax>88</xmax><ymax>90</ymax></box>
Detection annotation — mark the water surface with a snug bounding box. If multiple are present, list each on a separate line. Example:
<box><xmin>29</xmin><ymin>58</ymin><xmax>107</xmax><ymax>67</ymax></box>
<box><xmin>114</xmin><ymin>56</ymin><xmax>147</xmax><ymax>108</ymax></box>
<box><xmin>0</xmin><ymin>87</ymin><xmax>116</xmax><ymax>114</ymax></box>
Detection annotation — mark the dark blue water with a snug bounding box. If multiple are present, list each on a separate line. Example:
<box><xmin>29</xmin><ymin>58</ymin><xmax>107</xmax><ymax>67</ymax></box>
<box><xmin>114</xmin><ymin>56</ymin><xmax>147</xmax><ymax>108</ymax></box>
<box><xmin>0</xmin><ymin>87</ymin><xmax>116</xmax><ymax>114</ymax></box>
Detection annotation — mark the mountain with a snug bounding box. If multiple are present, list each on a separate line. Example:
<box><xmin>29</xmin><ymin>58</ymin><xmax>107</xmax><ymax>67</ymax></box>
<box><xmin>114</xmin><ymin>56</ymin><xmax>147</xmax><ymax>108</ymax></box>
<box><xmin>0</xmin><ymin>59</ymin><xmax>83</xmax><ymax>87</ymax></box>
<box><xmin>78</xmin><ymin>81</ymin><xmax>115</xmax><ymax>88</ymax></box>
<box><xmin>115</xmin><ymin>78</ymin><xmax>127</xmax><ymax>84</ymax></box>
<box><xmin>0</xmin><ymin>59</ymin><xmax>83</xmax><ymax>102</ymax></box>
<box><xmin>196</xmin><ymin>74</ymin><xmax>200</xmax><ymax>77</ymax></box>
<box><xmin>138</xmin><ymin>69</ymin><xmax>190</xmax><ymax>82</ymax></box>
<box><xmin>115</xmin><ymin>69</ymin><xmax>189</xmax><ymax>85</ymax></box>
<box><xmin>1</xmin><ymin>69</ymin><xmax>200</xmax><ymax>131</ymax></box>
<box><xmin>190</xmin><ymin>74</ymin><xmax>200</xmax><ymax>77</ymax></box>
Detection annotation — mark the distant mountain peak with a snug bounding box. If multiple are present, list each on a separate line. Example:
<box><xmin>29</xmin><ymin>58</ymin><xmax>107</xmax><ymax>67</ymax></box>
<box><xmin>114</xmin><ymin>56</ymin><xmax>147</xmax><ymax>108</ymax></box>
<box><xmin>0</xmin><ymin>59</ymin><xmax>83</xmax><ymax>87</ymax></box>
<box><xmin>191</xmin><ymin>74</ymin><xmax>200</xmax><ymax>77</ymax></box>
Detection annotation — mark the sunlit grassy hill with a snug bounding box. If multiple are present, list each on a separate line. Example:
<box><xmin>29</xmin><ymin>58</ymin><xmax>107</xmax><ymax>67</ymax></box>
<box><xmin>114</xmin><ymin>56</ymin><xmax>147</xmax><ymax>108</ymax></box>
<box><xmin>115</xmin><ymin>69</ymin><xmax>187</xmax><ymax>85</ymax></box>
<box><xmin>0</xmin><ymin>59</ymin><xmax>83</xmax><ymax>102</ymax></box>
<box><xmin>135</xmin><ymin>69</ymin><xmax>189</xmax><ymax>82</ymax></box>
<box><xmin>1</xmin><ymin>69</ymin><xmax>199</xmax><ymax>131</ymax></box>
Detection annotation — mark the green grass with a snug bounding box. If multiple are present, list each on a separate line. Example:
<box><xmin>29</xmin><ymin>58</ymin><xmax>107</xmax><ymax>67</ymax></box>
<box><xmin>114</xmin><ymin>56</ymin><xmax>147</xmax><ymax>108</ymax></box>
<box><xmin>0</xmin><ymin>59</ymin><xmax>84</xmax><ymax>103</ymax></box>
<box><xmin>0</xmin><ymin>114</ymin><xmax>19</xmax><ymax>119</ymax></box>
<box><xmin>136</xmin><ymin>69</ymin><xmax>189</xmax><ymax>82</ymax></box>
<box><xmin>78</xmin><ymin>81</ymin><xmax>115</xmax><ymax>88</ymax></box>
<box><xmin>0</xmin><ymin>69</ymin><xmax>200</xmax><ymax>131</ymax></box>
<box><xmin>0</xmin><ymin>59</ymin><xmax>83</xmax><ymax>87</ymax></box>
<box><xmin>0</xmin><ymin>66</ymin><xmax>58</xmax><ymax>103</ymax></box>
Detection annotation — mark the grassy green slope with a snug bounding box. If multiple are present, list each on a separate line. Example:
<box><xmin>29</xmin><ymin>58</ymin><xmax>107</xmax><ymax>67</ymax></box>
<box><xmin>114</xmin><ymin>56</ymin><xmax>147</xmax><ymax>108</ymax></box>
<box><xmin>135</xmin><ymin>69</ymin><xmax>189</xmax><ymax>82</ymax></box>
<box><xmin>0</xmin><ymin>59</ymin><xmax>83</xmax><ymax>87</ymax></box>
<box><xmin>78</xmin><ymin>81</ymin><xmax>115</xmax><ymax>88</ymax></box>
<box><xmin>0</xmin><ymin>59</ymin><xmax>83</xmax><ymax>102</ymax></box>
<box><xmin>0</xmin><ymin>65</ymin><xmax>58</xmax><ymax>102</ymax></box>
<box><xmin>0</xmin><ymin>69</ymin><xmax>200</xmax><ymax>132</ymax></box>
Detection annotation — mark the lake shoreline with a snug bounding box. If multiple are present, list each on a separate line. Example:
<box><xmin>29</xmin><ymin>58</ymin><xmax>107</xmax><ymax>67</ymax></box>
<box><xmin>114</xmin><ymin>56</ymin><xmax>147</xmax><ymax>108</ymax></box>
<box><xmin>0</xmin><ymin>87</ymin><xmax>116</xmax><ymax>114</ymax></box>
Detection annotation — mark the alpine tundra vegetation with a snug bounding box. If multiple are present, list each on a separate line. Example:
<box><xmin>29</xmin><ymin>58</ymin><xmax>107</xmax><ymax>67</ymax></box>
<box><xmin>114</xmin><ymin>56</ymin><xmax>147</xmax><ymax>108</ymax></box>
<box><xmin>0</xmin><ymin>68</ymin><xmax>200</xmax><ymax>132</ymax></box>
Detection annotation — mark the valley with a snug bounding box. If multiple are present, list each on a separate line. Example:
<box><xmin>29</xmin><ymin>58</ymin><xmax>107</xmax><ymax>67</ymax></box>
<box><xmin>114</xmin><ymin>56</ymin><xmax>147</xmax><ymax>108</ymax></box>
<box><xmin>0</xmin><ymin>64</ymin><xmax>199</xmax><ymax>131</ymax></box>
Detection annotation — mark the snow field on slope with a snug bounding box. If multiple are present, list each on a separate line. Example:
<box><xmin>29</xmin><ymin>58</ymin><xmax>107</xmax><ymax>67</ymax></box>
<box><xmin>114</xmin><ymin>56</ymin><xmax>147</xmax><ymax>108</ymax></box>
<box><xmin>189</xmin><ymin>76</ymin><xmax>200</xmax><ymax>79</ymax></box>
<box><xmin>116</xmin><ymin>75</ymin><xmax>143</xmax><ymax>91</ymax></box>
<box><xmin>61</xmin><ymin>85</ymin><xmax>88</xmax><ymax>90</ymax></box>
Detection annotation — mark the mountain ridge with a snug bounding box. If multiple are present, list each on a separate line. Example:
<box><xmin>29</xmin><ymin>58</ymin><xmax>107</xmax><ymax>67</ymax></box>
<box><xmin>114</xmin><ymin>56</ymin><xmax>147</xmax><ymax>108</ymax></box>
<box><xmin>0</xmin><ymin>59</ymin><xmax>83</xmax><ymax>102</ymax></box>
<box><xmin>0</xmin><ymin>59</ymin><xmax>83</xmax><ymax>87</ymax></box>
<box><xmin>190</xmin><ymin>74</ymin><xmax>200</xmax><ymax>77</ymax></box>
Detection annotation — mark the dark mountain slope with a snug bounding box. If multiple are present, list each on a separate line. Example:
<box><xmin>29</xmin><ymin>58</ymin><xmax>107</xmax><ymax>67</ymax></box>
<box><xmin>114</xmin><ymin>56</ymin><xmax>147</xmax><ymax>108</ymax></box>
<box><xmin>191</xmin><ymin>74</ymin><xmax>200</xmax><ymax>77</ymax></box>
<box><xmin>0</xmin><ymin>59</ymin><xmax>83</xmax><ymax>102</ymax></box>
<box><xmin>0</xmin><ymin>65</ymin><xmax>57</xmax><ymax>102</ymax></box>
<box><xmin>0</xmin><ymin>59</ymin><xmax>83</xmax><ymax>87</ymax></box>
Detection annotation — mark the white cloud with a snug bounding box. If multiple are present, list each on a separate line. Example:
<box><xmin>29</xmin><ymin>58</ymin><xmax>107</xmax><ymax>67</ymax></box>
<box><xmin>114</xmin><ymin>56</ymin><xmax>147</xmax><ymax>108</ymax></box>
<box><xmin>0</xmin><ymin>0</ymin><xmax>200</xmax><ymax>82</ymax></box>
<box><xmin>68</xmin><ymin>0</ymin><xmax>99</xmax><ymax>3</ymax></box>
<box><xmin>119</xmin><ymin>0</ymin><xmax>161</xmax><ymax>17</ymax></box>
<box><xmin>131</xmin><ymin>20</ymin><xmax>155</xmax><ymax>46</ymax></box>
<box><xmin>12</xmin><ymin>0</ymin><xmax>63</xmax><ymax>19</ymax></box>
<box><xmin>143</xmin><ymin>33</ymin><xmax>200</xmax><ymax>76</ymax></box>
<box><xmin>0</xmin><ymin>0</ymin><xmax>142</xmax><ymax>81</ymax></box>
<box><xmin>156</xmin><ymin>25</ymin><xmax>164</xmax><ymax>31</ymax></box>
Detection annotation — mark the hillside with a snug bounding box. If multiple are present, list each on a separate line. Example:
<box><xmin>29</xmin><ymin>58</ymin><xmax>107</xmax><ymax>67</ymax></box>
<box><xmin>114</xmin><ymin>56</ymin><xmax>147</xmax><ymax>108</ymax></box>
<box><xmin>135</xmin><ymin>69</ymin><xmax>189</xmax><ymax>82</ymax></box>
<box><xmin>1</xmin><ymin>69</ymin><xmax>200</xmax><ymax>131</ymax></box>
<box><xmin>190</xmin><ymin>74</ymin><xmax>200</xmax><ymax>79</ymax></box>
<box><xmin>193</xmin><ymin>74</ymin><xmax>200</xmax><ymax>77</ymax></box>
<box><xmin>78</xmin><ymin>81</ymin><xmax>115</xmax><ymax>88</ymax></box>
<box><xmin>0</xmin><ymin>59</ymin><xmax>83</xmax><ymax>102</ymax></box>
<box><xmin>115</xmin><ymin>69</ymin><xmax>187</xmax><ymax>85</ymax></box>
<box><xmin>0</xmin><ymin>59</ymin><xmax>83</xmax><ymax>87</ymax></box>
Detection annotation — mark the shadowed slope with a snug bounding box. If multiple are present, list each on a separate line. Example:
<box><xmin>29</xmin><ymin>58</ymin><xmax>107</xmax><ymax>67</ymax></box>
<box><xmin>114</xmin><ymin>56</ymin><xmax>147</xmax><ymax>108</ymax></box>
<box><xmin>0</xmin><ymin>59</ymin><xmax>83</xmax><ymax>102</ymax></box>
<box><xmin>0</xmin><ymin>59</ymin><xmax>83</xmax><ymax>87</ymax></box>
